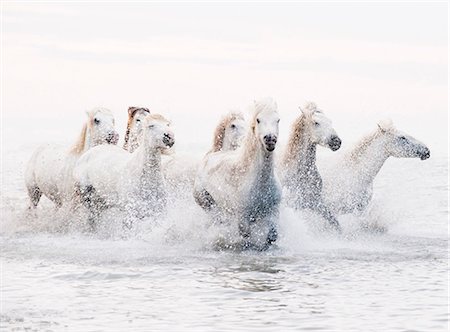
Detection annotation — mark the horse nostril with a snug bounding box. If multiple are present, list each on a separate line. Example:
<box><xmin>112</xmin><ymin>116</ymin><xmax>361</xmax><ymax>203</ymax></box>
<box><xmin>107</xmin><ymin>132</ymin><xmax>119</xmax><ymax>144</ymax></box>
<box><xmin>163</xmin><ymin>133</ymin><xmax>174</xmax><ymax>147</ymax></box>
<box><xmin>264</xmin><ymin>135</ymin><xmax>277</xmax><ymax>143</ymax></box>
<box><xmin>421</xmin><ymin>148</ymin><xmax>430</xmax><ymax>160</ymax></box>
<box><xmin>329</xmin><ymin>136</ymin><xmax>341</xmax><ymax>151</ymax></box>
<box><xmin>334</xmin><ymin>137</ymin><xmax>342</xmax><ymax>146</ymax></box>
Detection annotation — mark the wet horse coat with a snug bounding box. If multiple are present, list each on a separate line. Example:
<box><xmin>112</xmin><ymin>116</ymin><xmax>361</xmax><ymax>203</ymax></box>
<box><xmin>25</xmin><ymin>108</ymin><xmax>119</xmax><ymax>208</ymax></box>
<box><xmin>280</xmin><ymin>103</ymin><xmax>341</xmax><ymax>229</ymax></box>
<box><xmin>194</xmin><ymin>98</ymin><xmax>281</xmax><ymax>249</ymax></box>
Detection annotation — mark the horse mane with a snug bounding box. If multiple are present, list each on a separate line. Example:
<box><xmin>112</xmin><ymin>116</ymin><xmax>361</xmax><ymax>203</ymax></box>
<box><xmin>348</xmin><ymin>131</ymin><xmax>380</xmax><ymax>162</ymax></box>
<box><xmin>349</xmin><ymin>121</ymin><xmax>395</xmax><ymax>162</ymax></box>
<box><xmin>284</xmin><ymin>102</ymin><xmax>322</xmax><ymax>163</ymax></box>
<box><xmin>123</xmin><ymin>107</ymin><xmax>150</xmax><ymax>150</ymax></box>
<box><xmin>211</xmin><ymin>112</ymin><xmax>244</xmax><ymax>152</ymax></box>
<box><xmin>70</xmin><ymin>123</ymin><xmax>88</xmax><ymax>155</ymax></box>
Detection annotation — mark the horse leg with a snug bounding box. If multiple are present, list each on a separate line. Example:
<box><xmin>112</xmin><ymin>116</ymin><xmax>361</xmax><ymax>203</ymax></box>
<box><xmin>266</xmin><ymin>222</ymin><xmax>278</xmax><ymax>246</ymax></box>
<box><xmin>27</xmin><ymin>185</ymin><xmax>42</xmax><ymax>209</ymax></box>
<box><xmin>315</xmin><ymin>202</ymin><xmax>341</xmax><ymax>232</ymax></box>
<box><xmin>78</xmin><ymin>184</ymin><xmax>102</xmax><ymax>231</ymax></box>
<box><xmin>71</xmin><ymin>183</ymin><xmax>83</xmax><ymax>212</ymax></box>
<box><xmin>193</xmin><ymin>189</ymin><xmax>217</xmax><ymax>211</ymax></box>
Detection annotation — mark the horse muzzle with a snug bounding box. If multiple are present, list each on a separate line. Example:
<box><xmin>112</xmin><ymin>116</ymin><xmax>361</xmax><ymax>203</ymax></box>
<box><xmin>419</xmin><ymin>147</ymin><xmax>430</xmax><ymax>160</ymax></box>
<box><xmin>163</xmin><ymin>133</ymin><xmax>175</xmax><ymax>147</ymax></box>
<box><xmin>106</xmin><ymin>131</ymin><xmax>119</xmax><ymax>145</ymax></box>
<box><xmin>328</xmin><ymin>136</ymin><xmax>341</xmax><ymax>151</ymax></box>
<box><xmin>264</xmin><ymin>135</ymin><xmax>277</xmax><ymax>152</ymax></box>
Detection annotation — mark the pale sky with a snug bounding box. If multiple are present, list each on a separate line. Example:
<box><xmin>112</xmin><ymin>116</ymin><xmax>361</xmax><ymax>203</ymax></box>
<box><xmin>2</xmin><ymin>2</ymin><xmax>448</xmax><ymax>154</ymax></box>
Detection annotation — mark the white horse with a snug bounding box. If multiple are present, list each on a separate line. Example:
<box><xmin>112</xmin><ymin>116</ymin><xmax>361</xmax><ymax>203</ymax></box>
<box><xmin>280</xmin><ymin>102</ymin><xmax>341</xmax><ymax>229</ymax></box>
<box><xmin>25</xmin><ymin>107</ymin><xmax>119</xmax><ymax>209</ymax></box>
<box><xmin>209</xmin><ymin>111</ymin><xmax>246</xmax><ymax>153</ymax></box>
<box><xmin>321</xmin><ymin>120</ymin><xmax>430</xmax><ymax>215</ymax></box>
<box><xmin>194</xmin><ymin>98</ymin><xmax>281</xmax><ymax>250</ymax></box>
<box><xmin>73</xmin><ymin>114</ymin><xmax>175</xmax><ymax>223</ymax></box>
<box><xmin>123</xmin><ymin>106</ymin><xmax>151</xmax><ymax>152</ymax></box>
<box><xmin>162</xmin><ymin>111</ymin><xmax>246</xmax><ymax>188</ymax></box>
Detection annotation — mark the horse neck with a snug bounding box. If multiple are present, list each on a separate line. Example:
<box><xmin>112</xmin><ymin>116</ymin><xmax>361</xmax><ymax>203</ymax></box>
<box><xmin>130</xmin><ymin>139</ymin><xmax>164</xmax><ymax>185</ymax></box>
<box><xmin>123</xmin><ymin>123</ymin><xmax>132</xmax><ymax>150</ymax></box>
<box><xmin>349</xmin><ymin>134</ymin><xmax>390</xmax><ymax>184</ymax></box>
<box><xmin>284</xmin><ymin>126</ymin><xmax>317</xmax><ymax>174</ymax></box>
<box><xmin>124</xmin><ymin>130</ymin><xmax>139</xmax><ymax>152</ymax></box>
<box><xmin>239</xmin><ymin>129</ymin><xmax>275</xmax><ymax>180</ymax></box>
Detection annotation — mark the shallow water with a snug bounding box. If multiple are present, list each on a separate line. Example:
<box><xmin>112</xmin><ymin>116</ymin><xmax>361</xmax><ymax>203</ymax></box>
<box><xmin>1</xmin><ymin>139</ymin><xmax>448</xmax><ymax>331</ymax></box>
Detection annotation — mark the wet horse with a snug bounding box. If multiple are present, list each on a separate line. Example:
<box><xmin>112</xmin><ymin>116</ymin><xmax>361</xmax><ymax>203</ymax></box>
<box><xmin>209</xmin><ymin>111</ymin><xmax>246</xmax><ymax>153</ymax></box>
<box><xmin>280</xmin><ymin>102</ymin><xmax>341</xmax><ymax>230</ymax></box>
<box><xmin>162</xmin><ymin>111</ymin><xmax>246</xmax><ymax>189</ymax></box>
<box><xmin>73</xmin><ymin>114</ymin><xmax>175</xmax><ymax>223</ymax></box>
<box><xmin>321</xmin><ymin>120</ymin><xmax>430</xmax><ymax>214</ymax></box>
<box><xmin>194</xmin><ymin>98</ymin><xmax>281</xmax><ymax>250</ymax></box>
<box><xmin>25</xmin><ymin>107</ymin><xmax>119</xmax><ymax>208</ymax></box>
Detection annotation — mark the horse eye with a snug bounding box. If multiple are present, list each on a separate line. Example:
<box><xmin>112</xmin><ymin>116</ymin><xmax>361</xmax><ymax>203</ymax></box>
<box><xmin>277</xmin><ymin>119</ymin><xmax>280</xmax><ymax>123</ymax></box>
<box><xmin>230</xmin><ymin>124</ymin><xmax>236</xmax><ymax>129</ymax></box>
<box><xmin>136</xmin><ymin>119</ymin><xmax>141</xmax><ymax>123</ymax></box>
<box><xmin>314</xmin><ymin>122</ymin><xmax>320</xmax><ymax>126</ymax></box>
<box><xmin>256</xmin><ymin>118</ymin><xmax>260</xmax><ymax>124</ymax></box>
<box><xmin>94</xmin><ymin>118</ymin><xmax>100</xmax><ymax>125</ymax></box>
<box><xmin>148</xmin><ymin>125</ymin><xmax>155</xmax><ymax>129</ymax></box>
<box><xmin>400</xmin><ymin>136</ymin><xmax>407</xmax><ymax>141</ymax></box>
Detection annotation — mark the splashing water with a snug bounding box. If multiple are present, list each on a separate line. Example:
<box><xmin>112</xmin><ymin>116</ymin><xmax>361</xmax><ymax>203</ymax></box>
<box><xmin>1</xmin><ymin>136</ymin><xmax>447</xmax><ymax>331</ymax></box>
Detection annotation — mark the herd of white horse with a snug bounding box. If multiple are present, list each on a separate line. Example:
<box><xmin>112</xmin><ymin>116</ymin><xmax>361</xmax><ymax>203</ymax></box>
<box><xmin>25</xmin><ymin>98</ymin><xmax>430</xmax><ymax>250</ymax></box>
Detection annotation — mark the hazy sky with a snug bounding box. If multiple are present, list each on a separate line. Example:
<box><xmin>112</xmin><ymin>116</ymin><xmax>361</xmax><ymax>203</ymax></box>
<box><xmin>2</xmin><ymin>2</ymin><xmax>448</xmax><ymax>153</ymax></box>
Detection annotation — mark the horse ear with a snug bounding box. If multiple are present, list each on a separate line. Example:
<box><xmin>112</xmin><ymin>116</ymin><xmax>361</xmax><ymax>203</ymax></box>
<box><xmin>377</xmin><ymin>119</ymin><xmax>394</xmax><ymax>133</ymax></box>
<box><xmin>128</xmin><ymin>107</ymin><xmax>137</xmax><ymax>116</ymax></box>
<box><xmin>298</xmin><ymin>106</ymin><xmax>304</xmax><ymax>114</ymax></box>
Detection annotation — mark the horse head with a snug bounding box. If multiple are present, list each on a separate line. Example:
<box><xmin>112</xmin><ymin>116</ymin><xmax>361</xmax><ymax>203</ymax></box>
<box><xmin>299</xmin><ymin>102</ymin><xmax>341</xmax><ymax>151</ymax></box>
<box><xmin>140</xmin><ymin>114</ymin><xmax>175</xmax><ymax>151</ymax></box>
<box><xmin>87</xmin><ymin>107</ymin><xmax>119</xmax><ymax>146</ymax></box>
<box><xmin>212</xmin><ymin>111</ymin><xmax>246</xmax><ymax>152</ymax></box>
<box><xmin>252</xmin><ymin>98</ymin><xmax>280</xmax><ymax>152</ymax></box>
<box><xmin>377</xmin><ymin>120</ymin><xmax>430</xmax><ymax>160</ymax></box>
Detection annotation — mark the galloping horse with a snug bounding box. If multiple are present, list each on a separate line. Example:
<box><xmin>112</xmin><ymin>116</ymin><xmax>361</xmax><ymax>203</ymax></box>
<box><xmin>280</xmin><ymin>102</ymin><xmax>341</xmax><ymax>229</ymax></box>
<box><xmin>25</xmin><ymin>108</ymin><xmax>119</xmax><ymax>209</ymax></box>
<box><xmin>321</xmin><ymin>120</ymin><xmax>430</xmax><ymax>214</ymax></box>
<box><xmin>194</xmin><ymin>98</ymin><xmax>281</xmax><ymax>250</ymax></box>
<box><xmin>73</xmin><ymin>114</ymin><xmax>174</xmax><ymax>223</ymax></box>
<box><xmin>209</xmin><ymin>111</ymin><xmax>246</xmax><ymax>153</ymax></box>
<box><xmin>162</xmin><ymin>111</ymin><xmax>246</xmax><ymax>189</ymax></box>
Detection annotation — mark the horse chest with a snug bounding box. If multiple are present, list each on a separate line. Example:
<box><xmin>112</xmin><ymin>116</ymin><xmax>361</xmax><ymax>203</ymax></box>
<box><xmin>285</xmin><ymin>166</ymin><xmax>322</xmax><ymax>201</ymax></box>
<box><xmin>243</xmin><ymin>176</ymin><xmax>281</xmax><ymax>221</ymax></box>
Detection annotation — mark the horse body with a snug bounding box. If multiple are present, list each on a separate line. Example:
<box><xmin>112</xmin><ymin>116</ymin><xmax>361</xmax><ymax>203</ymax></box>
<box><xmin>194</xmin><ymin>98</ymin><xmax>281</xmax><ymax>249</ymax></box>
<box><xmin>322</xmin><ymin>120</ymin><xmax>431</xmax><ymax>214</ymax></box>
<box><xmin>73</xmin><ymin>114</ymin><xmax>174</xmax><ymax>221</ymax></box>
<box><xmin>280</xmin><ymin>103</ymin><xmax>341</xmax><ymax>228</ymax></box>
<box><xmin>25</xmin><ymin>108</ymin><xmax>119</xmax><ymax>208</ymax></box>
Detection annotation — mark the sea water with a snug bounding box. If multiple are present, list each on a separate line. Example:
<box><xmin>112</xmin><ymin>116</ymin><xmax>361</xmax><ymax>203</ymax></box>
<box><xmin>1</xmin><ymin>117</ymin><xmax>448</xmax><ymax>332</ymax></box>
